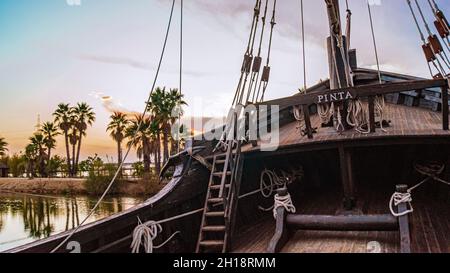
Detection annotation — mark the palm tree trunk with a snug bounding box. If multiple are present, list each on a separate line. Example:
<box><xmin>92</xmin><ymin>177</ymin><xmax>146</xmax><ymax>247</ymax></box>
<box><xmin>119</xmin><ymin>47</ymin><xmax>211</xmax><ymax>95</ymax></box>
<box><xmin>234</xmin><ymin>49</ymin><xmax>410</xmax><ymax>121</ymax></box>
<box><xmin>117</xmin><ymin>140</ymin><xmax>122</xmax><ymax>177</ymax></box>
<box><xmin>75</xmin><ymin>132</ymin><xmax>83</xmax><ymax>176</ymax></box>
<box><xmin>156</xmin><ymin>132</ymin><xmax>161</xmax><ymax>176</ymax></box>
<box><xmin>72</xmin><ymin>143</ymin><xmax>76</xmax><ymax>177</ymax></box>
<box><xmin>163</xmin><ymin>124</ymin><xmax>169</xmax><ymax>164</ymax></box>
<box><xmin>64</xmin><ymin>131</ymin><xmax>71</xmax><ymax>177</ymax></box>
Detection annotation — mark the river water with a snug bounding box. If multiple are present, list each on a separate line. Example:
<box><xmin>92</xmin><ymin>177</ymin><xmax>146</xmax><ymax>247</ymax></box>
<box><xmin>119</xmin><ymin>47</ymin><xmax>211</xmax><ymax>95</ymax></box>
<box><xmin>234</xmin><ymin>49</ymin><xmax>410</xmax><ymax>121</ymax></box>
<box><xmin>0</xmin><ymin>193</ymin><xmax>145</xmax><ymax>252</ymax></box>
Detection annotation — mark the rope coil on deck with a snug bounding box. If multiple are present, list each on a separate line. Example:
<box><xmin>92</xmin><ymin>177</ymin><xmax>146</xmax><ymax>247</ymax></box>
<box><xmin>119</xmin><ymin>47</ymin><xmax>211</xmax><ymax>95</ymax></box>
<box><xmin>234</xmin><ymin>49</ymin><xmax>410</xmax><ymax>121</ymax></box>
<box><xmin>273</xmin><ymin>193</ymin><xmax>296</xmax><ymax>218</ymax></box>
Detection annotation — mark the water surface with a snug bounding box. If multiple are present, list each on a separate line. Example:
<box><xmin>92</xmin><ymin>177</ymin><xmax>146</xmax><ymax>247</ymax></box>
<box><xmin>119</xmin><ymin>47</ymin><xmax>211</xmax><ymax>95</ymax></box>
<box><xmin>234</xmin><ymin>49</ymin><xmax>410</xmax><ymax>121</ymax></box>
<box><xmin>0</xmin><ymin>193</ymin><xmax>144</xmax><ymax>252</ymax></box>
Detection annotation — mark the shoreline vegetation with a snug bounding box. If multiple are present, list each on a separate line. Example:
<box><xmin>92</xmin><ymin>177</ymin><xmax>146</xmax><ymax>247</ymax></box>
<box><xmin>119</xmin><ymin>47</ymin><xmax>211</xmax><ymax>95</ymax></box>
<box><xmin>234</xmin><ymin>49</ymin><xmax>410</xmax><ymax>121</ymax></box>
<box><xmin>0</xmin><ymin>177</ymin><xmax>164</xmax><ymax>197</ymax></box>
<box><xmin>0</xmin><ymin>87</ymin><xmax>186</xmax><ymax>198</ymax></box>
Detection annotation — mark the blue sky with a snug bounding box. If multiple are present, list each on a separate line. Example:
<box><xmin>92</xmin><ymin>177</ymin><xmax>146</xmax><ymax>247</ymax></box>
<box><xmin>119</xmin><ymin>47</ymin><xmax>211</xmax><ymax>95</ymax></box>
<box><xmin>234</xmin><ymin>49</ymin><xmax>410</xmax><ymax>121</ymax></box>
<box><xmin>0</xmin><ymin>0</ymin><xmax>449</xmax><ymax>161</ymax></box>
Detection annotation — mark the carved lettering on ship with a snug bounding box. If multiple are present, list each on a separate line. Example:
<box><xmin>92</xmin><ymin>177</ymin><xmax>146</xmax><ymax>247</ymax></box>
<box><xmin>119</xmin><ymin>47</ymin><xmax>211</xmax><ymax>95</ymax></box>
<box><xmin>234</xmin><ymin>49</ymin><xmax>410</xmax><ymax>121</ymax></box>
<box><xmin>317</xmin><ymin>91</ymin><xmax>354</xmax><ymax>104</ymax></box>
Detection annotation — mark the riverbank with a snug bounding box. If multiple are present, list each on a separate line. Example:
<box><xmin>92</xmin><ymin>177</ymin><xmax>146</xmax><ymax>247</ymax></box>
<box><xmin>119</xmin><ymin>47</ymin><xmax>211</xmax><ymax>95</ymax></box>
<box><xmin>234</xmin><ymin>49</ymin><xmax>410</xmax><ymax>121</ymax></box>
<box><xmin>0</xmin><ymin>178</ymin><xmax>163</xmax><ymax>196</ymax></box>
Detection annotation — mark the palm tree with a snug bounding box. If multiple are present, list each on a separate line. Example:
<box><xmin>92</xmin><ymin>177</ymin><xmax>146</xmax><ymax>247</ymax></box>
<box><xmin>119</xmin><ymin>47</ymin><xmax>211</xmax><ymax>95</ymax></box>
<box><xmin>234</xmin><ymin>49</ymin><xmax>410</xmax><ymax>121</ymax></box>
<box><xmin>72</xmin><ymin>102</ymin><xmax>96</xmax><ymax>175</ymax></box>
<box><xmin>69</xmin><ymin>127</ymin><xmax>79</xmax><ymax>176</ymax></box>
<box><xmin>40</xmin><ymin>122</ymin><xmax>60</xmax><ymax>164</ymax></box>
<box><xmin>53</xmin><ymin>103</ymin><xmax>73</xmax><ymax>176</ymax></box>
<box><xmin>24</xmin><ymin>143</ymin><xmax>39</xmax><ymax>178</ymax></box>
<box><xmin>126</xmin><ymin>115</ymin><xmax>154</xmax><ymax>173</ymax></box>
<box><xmin>167</xmin><ymin>88</ymin><xmax>187</xmax><ymax>153</ymax></box>
<box><xmin>148</xmin><ymin>87</ymin><xmax>187</xmax><ymax>164</ymax></box>
<box><xmin>107</xmin><ymin>112</ymin><xmax>129</xmax><ymax>168</ymax></box>
<box><xmin>0</xmin><ymin>137</ymin><xmax>8</xmax><ymax>157</ymax></box>
<box><xmin>29</xmin><ymin>134</ymin><xmax>47</xmax><ymax>177</ymax></box>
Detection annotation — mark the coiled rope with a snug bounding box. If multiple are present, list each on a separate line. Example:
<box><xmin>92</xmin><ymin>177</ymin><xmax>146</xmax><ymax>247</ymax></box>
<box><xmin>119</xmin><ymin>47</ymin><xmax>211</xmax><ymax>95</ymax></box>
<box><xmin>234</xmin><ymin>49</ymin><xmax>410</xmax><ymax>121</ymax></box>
<box><xmin>389</xmin><ymin>162</ymin><xmax>449</xmax><ymax>217</ymax></box>
<box><xmin>273</xmin><ymin>192</ymin><xmax>296</xmax><ymax>218</ymax></box>
<box><xmin>130</xmin><ymin>208</ymin><xmax>203</xmax><ymax>253</ymax></box>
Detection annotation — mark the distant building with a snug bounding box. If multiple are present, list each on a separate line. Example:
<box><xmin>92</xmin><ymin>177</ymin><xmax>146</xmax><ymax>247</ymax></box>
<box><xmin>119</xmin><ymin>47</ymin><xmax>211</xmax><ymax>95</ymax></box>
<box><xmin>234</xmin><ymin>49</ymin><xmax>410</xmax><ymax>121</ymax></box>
<box><xmin>0</xmin><ymin>163</ymin><xmax>8</xmax><ymax>177</ymax></box>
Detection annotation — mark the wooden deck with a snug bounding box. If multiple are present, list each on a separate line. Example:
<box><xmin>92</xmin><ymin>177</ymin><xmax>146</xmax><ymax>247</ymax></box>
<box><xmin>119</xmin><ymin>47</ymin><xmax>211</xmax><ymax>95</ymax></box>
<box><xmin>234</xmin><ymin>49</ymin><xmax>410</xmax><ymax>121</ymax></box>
<box><xmin>232</xmin><ymin>186</ymin><xmax>450</xmax><ymax>253</ymax></box>
<box><xmin>242</xmin><ymin>103</ymin><xmax>450</xmax><ymax>153</ymax></box>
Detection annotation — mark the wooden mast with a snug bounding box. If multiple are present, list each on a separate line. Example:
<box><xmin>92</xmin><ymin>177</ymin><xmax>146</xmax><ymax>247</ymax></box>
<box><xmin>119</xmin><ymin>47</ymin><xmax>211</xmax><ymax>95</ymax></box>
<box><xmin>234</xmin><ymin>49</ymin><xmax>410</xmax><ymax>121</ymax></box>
<box><xmin>325</xmin><ymin>0</ymin><xmax>356</xmax><ymax>210</ymax></box>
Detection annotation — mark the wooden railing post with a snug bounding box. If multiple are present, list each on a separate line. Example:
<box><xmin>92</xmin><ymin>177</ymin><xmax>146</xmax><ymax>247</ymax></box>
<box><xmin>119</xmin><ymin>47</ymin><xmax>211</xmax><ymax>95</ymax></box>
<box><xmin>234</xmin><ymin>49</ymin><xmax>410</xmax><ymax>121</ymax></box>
<box><xmin>396</xmin><ymin>184</ymin><xmax>412</xmax><ymax>253</ymax></box>
<box><xmin>267</xmin><ymin>188</ymin><xmax>290</xmax><ymax>253</ymax></box>
<box><xmin>442</xmin><ymin>86</ymin><xmax>449</xmax><ymax>131</ymax></box>
<box><xmin>302</xmin><ymin>105</ymin><xmax>314</xmax><ymax>139</ymax></box>
<box><xmin>368</xmin><ymin>96</ymin><xmax>376</xmax><ymax>133</ymax></box>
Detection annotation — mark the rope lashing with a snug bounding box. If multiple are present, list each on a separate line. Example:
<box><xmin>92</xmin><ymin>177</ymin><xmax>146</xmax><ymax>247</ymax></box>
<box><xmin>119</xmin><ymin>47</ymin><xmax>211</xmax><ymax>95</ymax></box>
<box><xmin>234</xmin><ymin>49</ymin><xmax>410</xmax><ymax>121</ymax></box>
<box><xmin>389</xmin><ymin>161</ymin><xmax>449</xmax><ymax>217</ymax></box>
<box><xmin>389</xmin><ymin>191</ymin><xmax>413</xmax><ymax>217</ymax></box>
<box><xmin>130</xmin><ymin>208</ymin><xmax>203</xmax><ymax>253</ymax></box>
<box><xmin>273</xmin><ymin>193</ymin><xmax>296</xmax><ymax>218</ymax></box>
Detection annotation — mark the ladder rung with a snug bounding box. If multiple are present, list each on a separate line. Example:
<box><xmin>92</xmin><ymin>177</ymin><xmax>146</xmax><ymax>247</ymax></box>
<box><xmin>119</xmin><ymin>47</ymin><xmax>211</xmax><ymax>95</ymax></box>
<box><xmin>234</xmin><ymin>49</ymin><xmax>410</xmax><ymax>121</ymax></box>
<box><xmin>203</xmin><ymin>225</ymin><xmax>226</xmax><ymax>232</ymax></box>
<box><xmin>213</xmin><ymin>171</ymin><xmax>232</xmax><ymax>177</ymax></box>
<box><xmin>210</xmin><ymin>184</ymin><xmax>230</xmax><ymax>190</ymax></box>
<box><xmin>205</xmin><ymin>211</ymin><xmax>225</xmax><ymax>217</ymax></box>
<box><xmin>199</xmin><ymin>240</ymin><xmax>224</xmax><ymax>247</ymax></box>
<box><xmin>215</xmin><ymin>159</ymin><xmax>226</xmax><ymax>164</ymax></box>
<box><xmin>208</xmin><ymin>198</ymin><xmax>223</xmax><ymax>203</ymax></box>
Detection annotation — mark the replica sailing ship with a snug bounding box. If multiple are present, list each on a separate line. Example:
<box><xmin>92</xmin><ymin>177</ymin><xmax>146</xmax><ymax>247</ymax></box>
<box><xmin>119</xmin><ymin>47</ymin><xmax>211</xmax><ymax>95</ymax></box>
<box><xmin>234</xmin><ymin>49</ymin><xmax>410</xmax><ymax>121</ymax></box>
<box><xmin>7</xmin><ymin>0</ymin><xmax>450</xmax><ymax>253</ymax></box>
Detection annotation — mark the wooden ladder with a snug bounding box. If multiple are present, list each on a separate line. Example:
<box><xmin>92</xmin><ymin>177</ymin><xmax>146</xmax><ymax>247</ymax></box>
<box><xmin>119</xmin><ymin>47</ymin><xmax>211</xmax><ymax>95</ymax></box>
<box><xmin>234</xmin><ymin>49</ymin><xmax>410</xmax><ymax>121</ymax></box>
<box><xmin>196</xmin><ymin>140</ymin><xmax>242</xmax><ymax>253</ymax></box>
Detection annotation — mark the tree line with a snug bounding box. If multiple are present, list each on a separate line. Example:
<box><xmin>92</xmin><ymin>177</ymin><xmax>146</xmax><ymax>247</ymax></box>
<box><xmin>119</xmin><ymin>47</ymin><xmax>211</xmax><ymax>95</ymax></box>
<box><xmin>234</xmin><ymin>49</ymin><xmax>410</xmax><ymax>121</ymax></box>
<box><xmin>0</xmin><ymin>87</ymin><xmax>186</xmax><ymax>179</ymax></box>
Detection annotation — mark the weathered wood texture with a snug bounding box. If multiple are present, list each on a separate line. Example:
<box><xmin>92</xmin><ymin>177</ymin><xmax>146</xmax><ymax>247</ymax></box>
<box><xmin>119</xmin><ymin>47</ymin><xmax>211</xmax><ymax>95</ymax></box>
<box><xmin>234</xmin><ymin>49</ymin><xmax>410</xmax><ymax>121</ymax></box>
<box><xmin>242</xmin><ymin>103</ymin><xmax>450</xmax><ymax>154</ymax></box>
<box><xmin>233</xmin><ymin>186</ymin><xmax>449</xmax><ymax>253</ymax></box>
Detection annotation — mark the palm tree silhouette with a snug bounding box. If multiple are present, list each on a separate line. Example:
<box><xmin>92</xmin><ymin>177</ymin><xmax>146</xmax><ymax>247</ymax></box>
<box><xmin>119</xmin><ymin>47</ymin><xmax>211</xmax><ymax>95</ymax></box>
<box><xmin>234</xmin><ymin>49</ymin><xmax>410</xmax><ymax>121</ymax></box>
<box><xmin>72</xmin><ymin>103</ymin><xmax>96</xmax><ymax>176</ymax></box>
<box><xmin>107</xmin><ymin>112</ymin><xmax>129</xmax><ymax>173</ymax></box>
<box><xmin>53</xmin><ymin>103</ymin><xmax>73</xmax><ymax>176</ymax></box>
<box><xmin>40</xmin><ymin>122</ymin><xmax>60</xmax><ymax>170</ymax></box>
<box><xmin>0</xmin><ymin>136</ymin><xmax>8</xmax><ymax>157</ymax></box>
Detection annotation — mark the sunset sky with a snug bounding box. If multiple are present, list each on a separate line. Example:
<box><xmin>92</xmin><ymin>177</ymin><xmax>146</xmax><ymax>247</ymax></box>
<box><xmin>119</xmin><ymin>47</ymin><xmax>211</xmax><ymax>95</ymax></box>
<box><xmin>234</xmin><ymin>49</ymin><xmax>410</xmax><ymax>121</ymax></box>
<box><xmin>0</xmin><ymin>0</ymin><xmax>448</xmax><ymax>162</ymax></box>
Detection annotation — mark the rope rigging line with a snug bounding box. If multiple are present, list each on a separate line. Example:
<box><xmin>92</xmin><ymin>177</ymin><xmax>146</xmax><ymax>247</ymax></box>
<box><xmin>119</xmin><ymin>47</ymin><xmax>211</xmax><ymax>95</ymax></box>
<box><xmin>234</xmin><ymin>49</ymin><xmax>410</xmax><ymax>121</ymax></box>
<box><xmin>248</xmin><ymin>0</ymin><xmax>270</xmax><ymax>103</ymax></box>
<box><xmin>427</xmin><ymin>0</ymin><xmax>450</xmax><ymax>50</ymax></box>
<box><xmin>177</xmin><ymin>0</ymin><xmax>183</xmax><ymax>153</ymax></box>
<box><xmin>345</xmin><ymin>0</ymin><xmax>352</xmax><ymax>51</ymax></box>
<box><xmin>406</xmin><ymin>0</ymin><xmax>443</xmax><ymax>77</ymax></box>
<box><xmin>50</xmin><ymin>0</ymin><xmax>177</xmax><ymax>253</ymax></box>
<box><xmin>301</xmin><ymin>0</ymin><xmax>307</xmax><ymax>91</ymax></box>
<box><xmin>232</xmin><ymin>0</ymin><xmax>262</xmax><ymax>106</ymax></box>
<box><xmin>257</xmin><ymin>0</ymin><xmax>277</xmax><ymax>103</ymax></box>
<box><xmin>413</xmin><ymin>0</ymin><xmax>450</xmax><ymax>71</ymax></box>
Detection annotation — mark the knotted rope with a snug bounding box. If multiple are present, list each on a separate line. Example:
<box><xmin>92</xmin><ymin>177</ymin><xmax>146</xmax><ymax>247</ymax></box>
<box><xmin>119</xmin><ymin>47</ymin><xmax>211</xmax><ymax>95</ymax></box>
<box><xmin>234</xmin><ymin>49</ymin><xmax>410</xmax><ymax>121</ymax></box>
<box><xmin>389</xmin><ymin>162</ymin><xmax>448</xmax><ymax>217</ymax></box>
<box><xmin>273</xmin><ymin>193</ymin><xmax>296</xmax><ymax>218</ymax></box>
<box><xmin>389</xmin><ymin>192</ymin><xmax>413</xmax><ymax>217</ymax></box>
<box><xmin>293</xmin><ymin>106</ymin><xmax>306</xmax><ymax>133</ymax></box>
<box><xmin>130</xmin><ymin>209</ymin><xmax>203</xmax><ymax>253</ymax></box>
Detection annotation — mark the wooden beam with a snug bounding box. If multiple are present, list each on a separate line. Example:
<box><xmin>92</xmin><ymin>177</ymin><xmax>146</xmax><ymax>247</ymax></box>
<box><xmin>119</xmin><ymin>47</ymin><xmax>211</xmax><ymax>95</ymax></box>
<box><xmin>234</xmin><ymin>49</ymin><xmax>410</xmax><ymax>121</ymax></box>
<box><xmin>267</xmin><ymin>188</ymin><xmax>291</xmax><ymax>253</ymax></box>
<box><xmin>442</xmin><ymin>86</ymin><xmax>449</xmax><ymax>130</ymax></box>
<box><xmin>338</xmin><ymin>145</ymin><xmax>356</xmax><ymax>210</ymax></box>
<box><xmin>259</xmin><ymin>79</ymin><xmax>448</xmax><ymax>109</ymax></box>
<box><xmin>396</xmin><ymin>185</ymin><xmax>412</xmax><ymax>253</ymax></box>
<box><xmin>286</xmin><ymin>214</ymin><xmax>398</xmax><ymax>231</ymax></box>
<box><xmin>302</xmin><ymin>105</ymin><xmax>314</xmax><ymax>139</ymax></box>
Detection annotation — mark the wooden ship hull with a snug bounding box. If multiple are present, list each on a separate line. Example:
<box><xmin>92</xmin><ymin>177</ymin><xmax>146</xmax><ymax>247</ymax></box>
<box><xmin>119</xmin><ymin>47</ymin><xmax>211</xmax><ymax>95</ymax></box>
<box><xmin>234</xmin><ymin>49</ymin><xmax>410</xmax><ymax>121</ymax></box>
<box><xmin>6</xmin><ymin>68</ymin><xmax>450</xmax><ymax>253</ymax></box>
<box><xmin>6</xmin><ymin>0</ymin><xmax>450</xmax><ymax>253</ymax></box>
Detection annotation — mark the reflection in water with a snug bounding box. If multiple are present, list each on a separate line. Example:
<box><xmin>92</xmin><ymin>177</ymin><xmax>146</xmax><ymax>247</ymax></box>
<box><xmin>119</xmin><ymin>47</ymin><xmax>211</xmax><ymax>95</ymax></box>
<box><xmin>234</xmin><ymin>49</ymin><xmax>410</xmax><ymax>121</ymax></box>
<box><xmin>0</xmin><ymin>193</ymin><xmax>144</xmax><ymax>252</ymax></box>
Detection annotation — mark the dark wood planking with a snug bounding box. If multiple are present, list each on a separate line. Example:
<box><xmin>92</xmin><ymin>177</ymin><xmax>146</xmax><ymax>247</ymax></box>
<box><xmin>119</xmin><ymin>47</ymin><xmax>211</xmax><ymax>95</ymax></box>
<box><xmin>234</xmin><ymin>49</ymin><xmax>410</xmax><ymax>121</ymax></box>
<box><xmin>442</xmin><ymin>86</ymin><xmax>449</xmax><ymax>130</ymax></box>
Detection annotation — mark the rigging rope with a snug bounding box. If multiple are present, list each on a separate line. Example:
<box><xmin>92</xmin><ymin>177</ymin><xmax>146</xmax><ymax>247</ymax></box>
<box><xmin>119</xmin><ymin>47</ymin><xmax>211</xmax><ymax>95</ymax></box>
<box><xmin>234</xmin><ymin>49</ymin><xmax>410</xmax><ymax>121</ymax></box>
<box><xmin>427</xmin><ymin>0</ymin><xmax>450</xmax><ymax>50</ymax></box>
<box><xmin>406</xmin><ymin>0</ymin><xmax>442</xmax><ymax>77</ymax></box>
<box><xmin>413</xmin><ymin>0</ymin><xmax>450</xmax><ymax>71</ymax></box>
<box><xmin>50</xmin><ymin>0</ymin><xmax>177</xmax><ymax>253</ymax></box>
<box><xmin>300</xmin><ymin>0</ymin><xmax>307</xmax><ymax>91</ymax></box>
<box><xmin>177</xmin><ymin>0</ymin><xmax>184</xmax><ymax>153</ymax></box>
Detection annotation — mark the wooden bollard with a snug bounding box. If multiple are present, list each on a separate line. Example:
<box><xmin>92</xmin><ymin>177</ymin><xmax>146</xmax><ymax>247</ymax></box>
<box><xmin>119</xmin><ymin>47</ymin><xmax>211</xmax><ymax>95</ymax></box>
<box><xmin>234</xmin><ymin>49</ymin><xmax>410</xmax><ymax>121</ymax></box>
<box><xmin>396</xmin><ymin>184</ymin><xmax>412</xmax><ymax>253</ymax></box>
<box><xmin>267</xmin><ymin>188</ymin><xmax>290</xmax><ymax>253</ymax></box>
